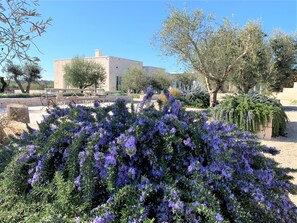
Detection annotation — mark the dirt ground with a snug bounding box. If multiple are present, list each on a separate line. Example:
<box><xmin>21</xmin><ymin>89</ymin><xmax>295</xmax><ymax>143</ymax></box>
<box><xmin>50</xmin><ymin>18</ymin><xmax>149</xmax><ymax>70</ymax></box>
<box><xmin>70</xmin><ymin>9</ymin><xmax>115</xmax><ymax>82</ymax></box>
<box><xmin>260</xmin><ymin>101</ymin><xmax>297</xmax><ymax>205</ymax></box>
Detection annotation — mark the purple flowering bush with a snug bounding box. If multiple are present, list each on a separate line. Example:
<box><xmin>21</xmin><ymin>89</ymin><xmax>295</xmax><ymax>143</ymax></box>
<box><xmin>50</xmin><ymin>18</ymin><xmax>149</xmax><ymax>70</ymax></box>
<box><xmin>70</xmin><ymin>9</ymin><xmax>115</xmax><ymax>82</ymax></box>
<box><xmin>0</xmin><ymin>89</ymin><xmax>296</xmax><ymax>222</ymax></box>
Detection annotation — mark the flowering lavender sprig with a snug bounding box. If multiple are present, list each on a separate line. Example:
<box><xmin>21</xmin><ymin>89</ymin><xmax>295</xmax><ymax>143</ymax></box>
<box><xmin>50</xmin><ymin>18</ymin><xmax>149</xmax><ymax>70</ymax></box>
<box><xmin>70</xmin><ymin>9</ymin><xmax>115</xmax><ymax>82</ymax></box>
<box><xmin>139</xmin><ymin>86</ymin><xmax>154</xmax><ymax>110</ymax></box>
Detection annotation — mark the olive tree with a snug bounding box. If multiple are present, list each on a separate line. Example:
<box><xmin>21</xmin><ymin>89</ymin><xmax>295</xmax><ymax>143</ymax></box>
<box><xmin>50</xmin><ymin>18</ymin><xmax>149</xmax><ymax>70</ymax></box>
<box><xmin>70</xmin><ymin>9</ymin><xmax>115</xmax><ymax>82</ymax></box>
<box><xmin>0</xmin><ymin>0</ymin><xmax>51</xmax><ymax>66</ymax></box>
<box><xmin>228</xmin><ymin>21</ymin><xmax>269</xmax><ymax>93</ymax></box>
<box><xmin>64</xmin><ymin>57</ymin><xmax>106</xmax><ymax>89</ymax></box>
<box><xmin>268</xmin><ymin>31</ymin><xmax>297</xmax><ymax>91</ymax></box>
<box><xmin>228</xmin><ymin>26</ymin><xmax>296</xmax><ymax>93</ymax></box>
<box><xmin>0</xmin><ymin>77</ymin><xmax>7</xmax><ymax>93</ymax></box>
<box><xmin>149</xmin><ymin>71</ymin><xmax>172</xmax><ymax>92</ymax></box>
<box><xmin>4</xmin><ymin>62</ymin><xmax>42</xmax><ymax>93</ymax></box>
<box><xmin>154</xmin><ymin>7</ymin><xmax>258</xmax><ymax>106</ymax></box>
<box><xmin>121</xmin><ymin>65</ymin><xmax>149</xmax><ymax>93</ymax></box>
<box><xmin>174</xmin><ymin>72</ymin><xmax>197</xmax><ymax>90</ymax></box>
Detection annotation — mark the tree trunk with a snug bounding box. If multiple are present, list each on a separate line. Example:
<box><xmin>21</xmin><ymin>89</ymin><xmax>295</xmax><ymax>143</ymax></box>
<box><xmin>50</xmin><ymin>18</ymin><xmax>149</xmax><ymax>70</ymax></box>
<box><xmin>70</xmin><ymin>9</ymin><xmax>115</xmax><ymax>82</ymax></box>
<box><xmin>205</xmin><ymin>76</ymin><xmax>221</xmax><ymax>107</ymax></box>
<box><xmin>79</xmin><ymin>86</ymin><xmax>84</xmax><ymax>94</ymax></box>
<box><xmin>25</xmin><ymin>81</ymin><xmax>31</xmax><ymax>94</ymax></box>
<box><xmin>14</xmin><ymin>78</ymin><xmax>25</xmax><ymax>93</ymax></box>
<box><xmin>0</xmin><ymin>77</ymin><xmax>7</xmax><ymax>93</ymax></box>
<box><xmin>209</xmin><ymin>90</ymin><xmax>219</xmax><ymax>107</ymax></box>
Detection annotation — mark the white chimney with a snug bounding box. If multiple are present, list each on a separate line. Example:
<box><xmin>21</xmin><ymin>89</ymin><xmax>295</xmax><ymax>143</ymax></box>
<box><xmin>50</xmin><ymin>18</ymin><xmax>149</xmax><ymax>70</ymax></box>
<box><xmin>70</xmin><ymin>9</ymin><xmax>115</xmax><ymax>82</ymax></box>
<box><xmin>95</xmin><ymin>49</ymin><xmax>102</xmax><ymax>57</ymax></box>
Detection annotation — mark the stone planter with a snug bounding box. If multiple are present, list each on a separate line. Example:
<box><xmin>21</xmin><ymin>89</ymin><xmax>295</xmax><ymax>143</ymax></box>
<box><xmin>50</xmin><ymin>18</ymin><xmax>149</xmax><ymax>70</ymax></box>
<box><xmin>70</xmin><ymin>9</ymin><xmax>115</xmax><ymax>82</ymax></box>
<box><xmin>257</xmin><ymin>121</ymin><xmax>272</xmax><ymax>140</ymax></box>
<box><xmin>6</xmin><ymin>104</ymin><xmax>30</xmax><ymax>123</ymax></box>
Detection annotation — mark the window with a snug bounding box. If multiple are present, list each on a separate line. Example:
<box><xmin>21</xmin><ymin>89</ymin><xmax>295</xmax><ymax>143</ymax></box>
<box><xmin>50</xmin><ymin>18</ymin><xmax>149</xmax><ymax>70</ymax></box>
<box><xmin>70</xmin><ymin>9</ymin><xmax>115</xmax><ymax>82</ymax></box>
<box><xmin>116</xmin><ymin>76</ymin><xmax>122</xmax><ymax>91</ymax></box>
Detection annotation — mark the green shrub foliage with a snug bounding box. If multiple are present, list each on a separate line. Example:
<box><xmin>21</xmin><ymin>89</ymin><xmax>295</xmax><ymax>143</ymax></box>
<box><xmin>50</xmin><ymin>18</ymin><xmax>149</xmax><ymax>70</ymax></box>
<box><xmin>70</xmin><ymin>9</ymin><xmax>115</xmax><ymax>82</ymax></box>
<box><xmin>179</xmin><ymin>87</ymin><xmax>210</xmax><ymax>108</ymax></box>
<box><xmin>0</xmin><ymin>93</ymin><xmax>41</xmax><ymax>98</ymax></box>
<box><xmin>0</xmin><ymin>88</ymin><xmax>296</xmax><ymax>222</ymax></box>
<box><xmin>213</xmin><ymin>92</ymin><xmax>288</xmax><ymax>137</ymax></box>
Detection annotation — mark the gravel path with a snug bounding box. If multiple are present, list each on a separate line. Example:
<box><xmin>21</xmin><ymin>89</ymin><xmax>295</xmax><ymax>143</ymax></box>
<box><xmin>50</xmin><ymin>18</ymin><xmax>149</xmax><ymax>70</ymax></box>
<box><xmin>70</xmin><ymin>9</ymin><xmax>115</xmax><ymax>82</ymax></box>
<box><xmin>260</xmin><ymin>101</ymin><xmax>297</xmax><ymax>205</ymax></box>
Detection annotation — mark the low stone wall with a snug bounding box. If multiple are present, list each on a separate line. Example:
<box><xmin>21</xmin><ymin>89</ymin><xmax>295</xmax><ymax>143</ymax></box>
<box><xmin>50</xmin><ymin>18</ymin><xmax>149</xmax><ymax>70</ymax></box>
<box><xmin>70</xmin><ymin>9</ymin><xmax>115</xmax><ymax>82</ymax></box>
<box><xmin>0</xmin><ymin>97</ymin><xmax>44</xmax><ymax>108</ymax></box>
<box><xmin>272</xmin><ymin>82</ymin><xmax>297</xmax><ymax>101</ymax></box>
<box><xmin>217</xmin><ymin>93</ymin><xmax>233</xmax><ymax>101</ymax></box>
<box><xmin>0</xmin><ymin>95</ymin><xmax>133</xmax><ymax>108</ymax></box>
<box><xmin>14</xmin><ymin>90</ymin><xmax>45</xmax><ymax>94</ymax></box>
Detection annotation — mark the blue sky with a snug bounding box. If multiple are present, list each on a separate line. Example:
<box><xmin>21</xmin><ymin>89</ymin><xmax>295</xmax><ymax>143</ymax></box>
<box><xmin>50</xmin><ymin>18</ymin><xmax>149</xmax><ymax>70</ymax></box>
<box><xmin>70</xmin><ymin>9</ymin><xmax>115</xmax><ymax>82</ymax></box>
<box><xmin>30</xmin><ymin>0</ymin><xmax>296</xmax><ymax>80</ymax></box>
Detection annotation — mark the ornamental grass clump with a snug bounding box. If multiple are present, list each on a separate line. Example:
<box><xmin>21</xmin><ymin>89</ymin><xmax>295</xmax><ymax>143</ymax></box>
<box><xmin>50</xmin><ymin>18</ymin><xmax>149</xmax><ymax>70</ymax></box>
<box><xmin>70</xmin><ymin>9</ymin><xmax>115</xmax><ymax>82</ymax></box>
<box><xmin>0</xmin><ymin>88</ymin><xmax>296</xmax><ymax>222</ymax></box>
<box><xmin>179</xmin><ymin>86</ymin><xmax>210</xmax><ymax>108</ymax></box>
<box><xmin>213</xmin><ymin>92</ymin><xmax>288</xmax><ymax>137</ymax></box>
<box><xmin>157</xmin><ymin>88</ymin><xmax>181</xmax><ymax>107</ymax></box>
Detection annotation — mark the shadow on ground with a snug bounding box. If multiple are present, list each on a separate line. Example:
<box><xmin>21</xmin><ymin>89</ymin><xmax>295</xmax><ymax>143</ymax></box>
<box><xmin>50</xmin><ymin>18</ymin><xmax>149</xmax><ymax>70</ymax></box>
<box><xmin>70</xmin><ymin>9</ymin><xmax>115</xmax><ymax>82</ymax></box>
<box><xmin>283</xmin><ymin>105</ymin><xmax>297</xmax><ymax>112</ymax></box>
<box><xmin>268</xmin><ymin>121</ymin><xmax>297</xmax><ymax>143</ymax></box>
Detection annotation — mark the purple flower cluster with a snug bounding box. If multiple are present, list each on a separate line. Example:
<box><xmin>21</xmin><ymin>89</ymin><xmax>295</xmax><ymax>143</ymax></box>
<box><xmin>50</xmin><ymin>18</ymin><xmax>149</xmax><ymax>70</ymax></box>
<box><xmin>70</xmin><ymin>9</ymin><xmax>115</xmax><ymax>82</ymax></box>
<box><xmin>7</xmin><ymin>88</ymin><xmax>297</xmax><ymax>222</ymax></box>
<box><xmin>139</xmin><ymin>85</ymin><xmax>154</xmax><ymax>110</ymax></box>
<box><xmin>28</xmin><ymin>159</ymin><xmax>43</xmax><ymax>186</ymax></box>
<box><xmin>93</xmin><ymin>211</ymin><xmax>114</xmax><ymax>223</ymax></box>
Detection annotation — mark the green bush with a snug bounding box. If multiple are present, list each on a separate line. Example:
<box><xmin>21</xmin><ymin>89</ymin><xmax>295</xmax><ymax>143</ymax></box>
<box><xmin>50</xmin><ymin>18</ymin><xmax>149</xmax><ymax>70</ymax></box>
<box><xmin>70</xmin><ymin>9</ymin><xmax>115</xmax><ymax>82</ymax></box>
<box><xmin>0</xmin><ymin>93</ymin><xmax>41</xmax><ymax>98</ymax></box>
<box><xmin>179</xmin><ymin>87</ymin><xmax>210</xmax><ymax>108</ymax></box>
<box><xmin>0</xmin><ymin>89</ymin><xmax>296</xmax><ymax>222</ymax></box>
<box><xmin>0</xmin><ymin>146</ymin><xmax>15</xmax><ymax>173</ymax></box>
<box><xmin>62</xmin><ymin>92</ymin><xmax>84</xmax><ymax>97</ymax></box>
<box><xmin>213</xmin><ymin>92</ymin><xmax>288</xmax><ymax>137</ymax></box>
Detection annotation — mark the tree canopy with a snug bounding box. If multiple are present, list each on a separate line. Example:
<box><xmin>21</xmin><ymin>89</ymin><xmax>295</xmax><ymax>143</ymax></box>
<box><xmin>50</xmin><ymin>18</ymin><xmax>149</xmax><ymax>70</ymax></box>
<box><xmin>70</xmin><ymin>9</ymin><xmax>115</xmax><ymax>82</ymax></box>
<box><xmin>0</xmin><ymin>0</ymin><xmax>51</xmax><ymax>66</ymax></box>
<box><xmin>227</xmin><ymin>21</ymin><xmax>269</xmax><ymax>93</ymax></box>
<box><xmin>121</xmin><ymin>65</ymin><xmax>149</xmax><ymax>93</ymax></box>
<box><xmin>149</xmin><ymin>71</ymin><xmax>172</xmax><ymax>92</ymax></box>
<box><xmin>64</xmin><ymin>57</ymin><xmax>106</xmax><ymax>89</ymax></box>
<box><xmin>174</xmin><ymin>72</ymin><xmax>197</xmax><ymax>90</ymax></box>
<box><xmin>228</xmin><ymin>27</ymin><xmax>296</xmax><ymax>93</ymax></box>
<box><xmin>154</xmin><ymin>7</ymin><xmax>265</xmax><ymax>106</ymax></box>
<box><xmin>268</xmin><ymin>31</ymin><xmax>297</xmax><ymax>91</ymax></box>
<box><xmin>4</xmin><ymin>62</ymin><xmax>42</xmax><ymax>93</ymax></box>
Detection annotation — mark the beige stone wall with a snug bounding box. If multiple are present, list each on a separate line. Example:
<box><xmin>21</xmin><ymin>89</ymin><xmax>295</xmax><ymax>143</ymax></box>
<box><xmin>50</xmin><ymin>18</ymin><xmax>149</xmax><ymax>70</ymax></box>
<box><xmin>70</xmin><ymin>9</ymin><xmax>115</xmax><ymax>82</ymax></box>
<box><xmin>14</xmin><ymin>90</ymin><xmax>45</xmax><ymax>94</ymax></box>
<box><xmin>85</xmin><ymin>57</ymin><xmax>110</xmax><ymax>90</ymax></box>
<box><xmin>54</xmin><ymin>57</ymin><xmax>110</xmax><ymax>91</ymax></box>
<box><xmin>54</xmin><ymin>59</ymin><xmax>70</xmax><ymax>89</ymax></box>
<box><xmin>109</xmin><ymin>57</ymin><xmax>143</xmax><ymax>91</ymax></box>
<box><xmin>54</xmin><ymin>51</ymin><xmax>164</xmax><ymax>92</ymax></box>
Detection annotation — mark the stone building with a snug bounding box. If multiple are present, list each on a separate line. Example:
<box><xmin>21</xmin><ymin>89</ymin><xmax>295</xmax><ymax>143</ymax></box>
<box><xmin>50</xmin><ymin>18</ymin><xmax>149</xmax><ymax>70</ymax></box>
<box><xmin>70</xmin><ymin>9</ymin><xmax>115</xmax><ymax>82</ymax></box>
<box><xmin>54</xmin><ymin>50</ymin><xmax>165</xmax><ymax>91</ymax></box>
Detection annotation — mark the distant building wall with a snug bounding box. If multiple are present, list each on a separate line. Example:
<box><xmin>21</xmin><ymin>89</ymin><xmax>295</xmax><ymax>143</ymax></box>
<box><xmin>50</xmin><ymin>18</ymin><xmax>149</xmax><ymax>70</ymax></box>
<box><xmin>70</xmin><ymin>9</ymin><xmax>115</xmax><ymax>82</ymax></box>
<box><xmin>54</xmin><ymin>56</ymin><xmax>110</xmax><ymax>90</ymax></box>
<box><xmin>54</xmin><ymin>59</ymin><xmax>70</xmax><ymax>89</ymax></box>
<box><xmin>109</xmin><ymin>57</ymin><xmax>143</xmax><ymax>91</ymax></box>
<box><xmin>54</xmin><ymin>50</ymin><xmax>163</xmax><ymax>92</ymax></box>
<box><xmin>85</xmin><ymin>57</ymin><xmax>110</xmax><ymax>90</ymax></box>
